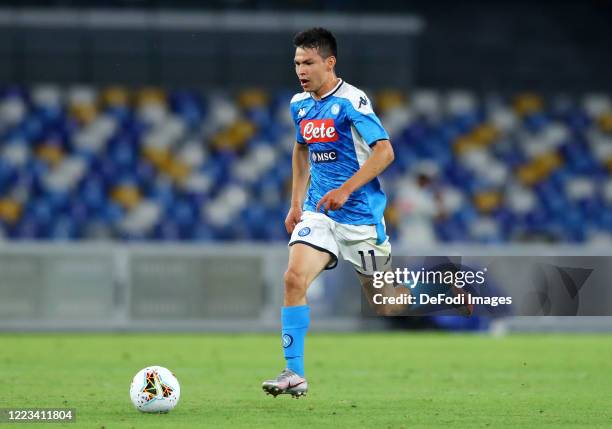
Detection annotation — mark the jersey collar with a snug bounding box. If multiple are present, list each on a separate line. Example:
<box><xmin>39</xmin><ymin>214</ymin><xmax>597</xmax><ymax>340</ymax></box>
<box><xmin>311</xmin><ymin>78</ymin><xmax>343</xmax><ymax>101</ymax></box>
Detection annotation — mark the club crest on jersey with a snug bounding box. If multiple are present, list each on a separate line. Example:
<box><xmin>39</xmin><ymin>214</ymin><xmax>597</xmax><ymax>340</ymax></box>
<box><xmin>331</xmin><ymin>103</ymin><xmax>340</xmax><ymax>115</ymax></box>
<box><xmin>300</xmin><ymin>119</ymin><xmax>338</xmax><ymax>143</ymax></box>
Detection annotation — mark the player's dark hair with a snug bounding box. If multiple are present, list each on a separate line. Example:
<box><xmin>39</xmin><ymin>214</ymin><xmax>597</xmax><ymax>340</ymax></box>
<box><xmin>293</xmin><ymin>27</ymin><xmax>337</xmax><ymax>59</ymax></box>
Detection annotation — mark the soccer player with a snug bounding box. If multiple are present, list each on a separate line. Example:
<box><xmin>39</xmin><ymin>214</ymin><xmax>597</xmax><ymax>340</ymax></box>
<box><xmin>262</xmin><ymin>27</ymin><xmax>397</xmax><ymax>398</ymax></box>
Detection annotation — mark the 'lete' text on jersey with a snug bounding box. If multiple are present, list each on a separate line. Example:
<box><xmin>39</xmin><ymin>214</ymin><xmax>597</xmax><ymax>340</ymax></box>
<box><xmin>290</xmin><ymin>79</ymin><xmax>390</xmax><ymax>244</ymax></box>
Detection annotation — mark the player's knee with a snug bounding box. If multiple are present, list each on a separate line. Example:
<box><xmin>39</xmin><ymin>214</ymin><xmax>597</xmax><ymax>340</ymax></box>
<box><xmin>283</xmin><ymin>267</ymin><xmax>307</xmax><ymax>297</ymax></box>
<box><xmin>357</xmin><ymin>274</ymin><xmax>373</xmax><ymax>289</ymax></box>
<box><xmin>376</xmin><ymin>304</ymin><xmax>404</xmax><ymax>317</ymax></box>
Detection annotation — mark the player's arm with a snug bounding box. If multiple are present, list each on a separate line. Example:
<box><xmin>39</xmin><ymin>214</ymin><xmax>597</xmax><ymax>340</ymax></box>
<box><xmin>285</xmin><ymin>142</ymin><xmax>310</xmax><ymax>233</ymax></box>
<box><xmin>317</xmin><ymin>140</ymin><xmax>394</xmax><ymax>212</ymax></box>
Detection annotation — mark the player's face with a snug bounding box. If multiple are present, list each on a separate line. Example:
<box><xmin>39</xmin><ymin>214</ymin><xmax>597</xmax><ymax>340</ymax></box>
<box><xmin>294</xmin><ymin>47</ymin><xmax>334</xmax><ymax>94</ymax></box>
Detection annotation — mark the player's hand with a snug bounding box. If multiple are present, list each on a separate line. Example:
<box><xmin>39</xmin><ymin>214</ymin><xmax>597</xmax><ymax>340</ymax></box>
<box><xmin>285</xmin><ymin>206</ymin><xmax>302</xmax><ymax>234</ymax></box>
<box><xmin>316</xmin><ymin>187</ymin><xmax>350</xmax><ymax>213</ymax></box>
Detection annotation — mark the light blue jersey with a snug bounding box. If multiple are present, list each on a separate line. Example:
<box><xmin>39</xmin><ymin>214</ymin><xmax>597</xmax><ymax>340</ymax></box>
<box><xmin>290</xmin><ymin>79</ymin><xmax>390</xmax><ymax>243</ymax></box>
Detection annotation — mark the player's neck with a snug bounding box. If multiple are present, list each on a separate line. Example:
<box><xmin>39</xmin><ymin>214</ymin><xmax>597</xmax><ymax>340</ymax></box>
<box><xmin>312</xmin><ymin>76</ymin><xmax>340</xmax><ymax>100</ymax></box>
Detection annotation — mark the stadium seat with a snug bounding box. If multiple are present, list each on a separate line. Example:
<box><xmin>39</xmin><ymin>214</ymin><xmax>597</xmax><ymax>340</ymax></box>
<box><xmin>0</xmin><ymin>86</ymin><xmax>610</xmax><ymax>242</ymax></box>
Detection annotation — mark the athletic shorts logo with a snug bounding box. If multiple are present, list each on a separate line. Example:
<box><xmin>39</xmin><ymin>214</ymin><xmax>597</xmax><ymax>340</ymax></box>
<box><xmin>310</xmin><ymin>149</ymin><xmax>338</xmax><ymax>163</ymax></box>
<box><xmin>298</xmin><ymin>227</ymin><xmax>311</xmax><ymax>237</ymax></box>
<box><xmin>300</xmin><ymin>119</ymin><xmax>338</xmax><ymax>143</ymax></box>
<box><xmin>282</xmin><ymin>334</ymin><xmax>294</xmax><ymax>348</ymax></box>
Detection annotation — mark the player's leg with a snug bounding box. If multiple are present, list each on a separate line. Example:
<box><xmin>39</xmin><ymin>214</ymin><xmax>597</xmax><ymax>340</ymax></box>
<box><xmin>356</xmin><ymin>265</ymin><xmax>410</xmax><ymax>316</ymax></box>
<box><xmin>262</xmin><ymin>246</ymin><xmax>333</xmax><ymax>398</ymax></box>
<box><xmin>282</xmin><ymin>213</ymin><xmax>338</xmax><ymax>378</ymax></box>
<box><xmin>283</xmin><ymin>242</ymin><xmax>332</xmax><ymax>306</ymax></box>
<box><xmin>280</xmin><ymin>242</ymin><xmax>332</xmax><ymax>382</ymax></box>
<box><xmin>350</xmin><ymin>239</ymin><xmax>408</xmax><ymax>315</ymax></box>
<box><xmin>337</xmin><ymin>218</ymin><xmax>475</xmax><ymax>316</ymax></box>
<box><xmin>356</xmin><ymin>252</ymin><xmax>474</xmax><ymax>316</ymax></box>
<box><xmin>263</xmin><ymin>212</ymin><xmax>339</xmax><ymax>398</ymax></box>
<box><xmin>332</xmin><ymin>220</ymin><xmax>405</xmax><ymax>315</ymax></box>
<box><xmin>343</xmin><ymin>224</ymin><xmax>473</xmax><ymax>315</ymax></box>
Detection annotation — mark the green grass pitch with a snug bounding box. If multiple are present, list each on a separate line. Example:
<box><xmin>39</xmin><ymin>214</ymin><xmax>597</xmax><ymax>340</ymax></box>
<box><xmin>2</xmin><ymin>333</ymin><xmax>612</xmax><ymax>428</ymax></box>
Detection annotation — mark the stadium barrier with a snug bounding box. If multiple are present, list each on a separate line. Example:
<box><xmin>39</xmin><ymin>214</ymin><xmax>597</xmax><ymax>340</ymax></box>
<box><xmin>0</xmin><ymin>243</ymin><xmax>610</xmax><ymax>332</ymax></box>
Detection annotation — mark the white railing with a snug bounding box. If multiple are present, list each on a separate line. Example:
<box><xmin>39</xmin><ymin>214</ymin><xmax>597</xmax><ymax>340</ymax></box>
<box><xmin>1</xmin><ymin>242</ymin><xmax>611</xmax><ymax>332</ymax></box>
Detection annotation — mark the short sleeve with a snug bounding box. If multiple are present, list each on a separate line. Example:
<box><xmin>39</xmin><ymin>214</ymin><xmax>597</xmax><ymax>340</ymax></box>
<box><xmin>345</xmin><ymin>93</ymin><xmax>389</xmax><ymax>146</ymax></box>
<box><xmin>290</xmin><ymin>102</ymin><xmax>306</xmax><ymax>145</ymax></box>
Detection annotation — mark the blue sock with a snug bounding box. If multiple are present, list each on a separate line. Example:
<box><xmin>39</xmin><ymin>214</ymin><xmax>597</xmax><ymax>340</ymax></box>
<box><xmin>281</xmin><ymin>305</ymin><xmax>310</xmax><ymax>377</ymax></box>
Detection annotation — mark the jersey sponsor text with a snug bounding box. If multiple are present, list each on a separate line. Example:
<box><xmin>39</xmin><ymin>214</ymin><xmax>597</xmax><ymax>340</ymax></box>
<box><xmin>300</xmin><ymin>119</ymin><xmax>338</xmax><ymax>143</ymax></box>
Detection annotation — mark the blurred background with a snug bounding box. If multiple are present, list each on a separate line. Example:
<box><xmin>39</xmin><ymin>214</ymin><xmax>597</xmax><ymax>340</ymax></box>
<box><xmin>0</xmin><ymin>1</ymin><xmax>611</xmax><ymax>333</ymax></box>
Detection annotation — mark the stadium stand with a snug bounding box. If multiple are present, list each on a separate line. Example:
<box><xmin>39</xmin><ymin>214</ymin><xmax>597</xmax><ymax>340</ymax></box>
<box><xmin>0</xmin><ymin>85</ymin><xmax>611</xmax><ymax>243</ymax></box>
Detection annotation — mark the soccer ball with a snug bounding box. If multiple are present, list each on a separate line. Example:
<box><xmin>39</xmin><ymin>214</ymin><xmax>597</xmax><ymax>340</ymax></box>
<box><xmin>129</xmin><ymin>366</ymin><xmax>181</xmax><ymax>413</ymax></box>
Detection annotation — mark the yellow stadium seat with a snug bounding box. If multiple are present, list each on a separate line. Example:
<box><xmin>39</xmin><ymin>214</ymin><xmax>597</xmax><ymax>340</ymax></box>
<box><xmin>142</xmin><ymin>146</ymin><xmax>171</xmax><ymax>168</ymax></box>
<box><xmin>453</xmin><ymin>135</ymin><xmax>479</xmax><ymax>155</ymax></box>
<box><xmin>537</xmin><ymin>151</ymin><xmax>563</xmax><ymax>172</ymax></box>
<box><xmin>471</xmin><ymin>123</ymin><xmax>500</xmax><ymax>146</ymax></box>
<box><xmin>376</xmin><ymin>90</ymin><xmax>405</xmax><ymax>113</ymax></box>
<box><xmin>211</xmin><ymin>120</ymin><xmax>256</xmax><ymax>152</ymax></box>
<box><xmin>70</xmin><ymin>103</ymin><xmax>98</xmax><ymax>125</ymax></box>
<box><xmin>513</xmin><ymin>93</ymin><xmax>544</xmax><ymax>116</ymax></box>
<box><xmin>110</xmin><ymin>184</ymin><xmax>141</xmax><ymax>210</ymax></box>
<box><xmin>36</xmin><ymin>144</ymin><xmax>64</xmax><ymax>167</ymax></box>
<box><xmin>161</xmin><ymin>159</ymin><xmax>191</xmax><ymax>183</ymax></box>
<box><xmin>238</xmin><ymin>89</ymin><xmax>269</xmax><ymax>109</ymax></box>
<box><xmin>598</xmin><ymin>112</ymin><xmax>612</xmax><ymax>133</ymax></box>
<box><xmin>516</xmin><ymin>164</ymin><xmax>540</xmax><ymax>186</ymax></box>
<box><xmin>102</xmin><ymin>86</ymin><xmax>130</xmax><ymax>107</ymax></box>
<box><xmin>516</xmin><ymin>152</ymin><xmax>563</xmax><ymax>185</ymax></box>
<box><xmin>0</xmin><ymin>199</ymin><xmax>22</xmax><ymax>224</ymax></box>
<box><xmin>474</xmin><ymin>191</ymin><xmax>502</xmax><ymax>213</ymax></box>
<box><xmin>137</xmin><ymin>87</ymin><xmax>167</xmax><ymax>107</ymax></box>
<box><xmin>384</xmin><ymin>205</ymin><xmax>400</xmax><ymax>228</ymax></box>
